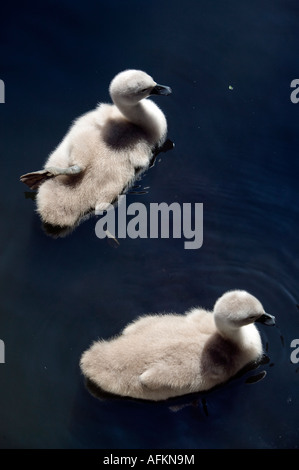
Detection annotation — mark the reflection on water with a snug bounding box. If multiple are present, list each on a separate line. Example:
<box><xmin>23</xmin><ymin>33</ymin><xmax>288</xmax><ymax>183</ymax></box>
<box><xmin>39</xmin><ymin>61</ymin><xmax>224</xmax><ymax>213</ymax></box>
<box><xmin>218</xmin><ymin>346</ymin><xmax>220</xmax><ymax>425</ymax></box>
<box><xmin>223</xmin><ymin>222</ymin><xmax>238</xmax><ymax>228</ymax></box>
<box><xmin>245</xmin><ymin>371</ymin><xmax>267</xmax><ymax>385</ymax></box>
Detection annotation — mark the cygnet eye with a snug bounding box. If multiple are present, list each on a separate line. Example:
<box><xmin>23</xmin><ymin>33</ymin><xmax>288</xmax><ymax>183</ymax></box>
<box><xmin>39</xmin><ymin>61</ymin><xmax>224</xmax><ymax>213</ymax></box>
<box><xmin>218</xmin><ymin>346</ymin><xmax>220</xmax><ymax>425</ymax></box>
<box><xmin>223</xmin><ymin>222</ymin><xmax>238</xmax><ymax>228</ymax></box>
<box><xmin>140</xmin><ymin>88</ymin><xmax>149</xmax><ymax>93</ymax></box>
<box><xmin>249</xmin><ymin>314</ymin><xmax>257</xmax><ymax>320</ymax></box>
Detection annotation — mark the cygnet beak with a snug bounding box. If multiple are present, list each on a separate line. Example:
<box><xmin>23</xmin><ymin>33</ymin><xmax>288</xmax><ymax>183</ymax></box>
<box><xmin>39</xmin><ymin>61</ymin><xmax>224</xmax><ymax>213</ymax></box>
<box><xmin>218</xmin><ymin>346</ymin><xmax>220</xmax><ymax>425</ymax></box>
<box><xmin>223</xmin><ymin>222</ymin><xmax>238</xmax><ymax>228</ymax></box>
<box><xmin>150</xmin><ymin>84</ymin><xmax>172</xmax><ymax>96</ymax></box>
<box><xmin>255</xmin><ymin>312</ymin><xmax>276</xmax><ymax>326</ymax></box>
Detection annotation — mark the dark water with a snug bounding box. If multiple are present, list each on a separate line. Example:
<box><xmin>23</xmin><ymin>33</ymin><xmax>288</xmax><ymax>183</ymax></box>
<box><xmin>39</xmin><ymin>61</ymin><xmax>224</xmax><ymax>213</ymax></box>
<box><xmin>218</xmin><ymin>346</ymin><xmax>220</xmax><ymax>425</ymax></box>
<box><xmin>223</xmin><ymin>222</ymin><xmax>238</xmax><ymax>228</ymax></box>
<box><xmin>0</xmin><ymin>0</ymin><xmax>299</xmax><ymax>450</ymax></box>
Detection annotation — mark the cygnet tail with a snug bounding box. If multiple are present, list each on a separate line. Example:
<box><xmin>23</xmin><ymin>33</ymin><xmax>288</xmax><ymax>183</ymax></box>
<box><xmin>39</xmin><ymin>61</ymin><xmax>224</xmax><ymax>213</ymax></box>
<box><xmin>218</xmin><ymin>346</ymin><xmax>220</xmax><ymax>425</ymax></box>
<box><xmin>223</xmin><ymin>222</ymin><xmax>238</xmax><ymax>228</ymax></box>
<box><xmin>36</xmin><ymin>176</ymin><xmax>89</xmax><ymax>228</ymax></box>
<box><xmin>80</xmin><ymin>341</ymin><xmax>122</xmax><ymax>394</ymax></box>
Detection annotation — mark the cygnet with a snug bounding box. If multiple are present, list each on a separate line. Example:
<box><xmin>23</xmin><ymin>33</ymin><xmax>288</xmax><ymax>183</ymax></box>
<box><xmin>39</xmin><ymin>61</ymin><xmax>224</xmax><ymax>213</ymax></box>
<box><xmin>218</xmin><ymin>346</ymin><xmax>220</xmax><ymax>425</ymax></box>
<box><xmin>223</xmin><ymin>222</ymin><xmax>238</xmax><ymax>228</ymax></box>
<box><xmin>80</xmin><ymin>290</ymin><xmax>275</xmax><ymax>401</ymax></box>
<box><xmin>20</xmin><ymin>70</ymin><xmax>172</xmax><ymax>229</ymax></box>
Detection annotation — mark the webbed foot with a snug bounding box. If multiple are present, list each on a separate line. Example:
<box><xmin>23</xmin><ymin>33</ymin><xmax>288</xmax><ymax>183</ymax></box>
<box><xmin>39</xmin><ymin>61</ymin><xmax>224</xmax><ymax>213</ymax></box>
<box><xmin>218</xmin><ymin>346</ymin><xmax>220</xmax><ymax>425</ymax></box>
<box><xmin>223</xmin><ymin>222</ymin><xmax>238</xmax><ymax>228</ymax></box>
<box><xmin>20</xmin><ymin>169</ymin><xmax>56</xmax><ymax>189</ymax></box>
<box><xmin>150</xmin><ymin>139</ymin><xmax>175</xmax><ymax>168</ymax></box>
<box><xmin>20</xmin><ymin>165</ymin><xmax>83</xmax><ymax>189</ymax></box>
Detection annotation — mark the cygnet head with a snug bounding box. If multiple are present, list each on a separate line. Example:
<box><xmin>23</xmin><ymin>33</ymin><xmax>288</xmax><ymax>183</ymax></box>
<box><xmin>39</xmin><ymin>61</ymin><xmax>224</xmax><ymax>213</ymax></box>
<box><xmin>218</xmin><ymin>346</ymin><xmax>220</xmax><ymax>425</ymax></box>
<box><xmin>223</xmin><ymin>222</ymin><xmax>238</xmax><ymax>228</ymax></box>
<box><xmin>109</xmin><ymin>69</ymin><xmax>172</xmax><ymax>107</ymax></box>
<box><xmin>214</xmin><ymin>290</ymin><xmax>275</xmax><ymax>333</ymax></box>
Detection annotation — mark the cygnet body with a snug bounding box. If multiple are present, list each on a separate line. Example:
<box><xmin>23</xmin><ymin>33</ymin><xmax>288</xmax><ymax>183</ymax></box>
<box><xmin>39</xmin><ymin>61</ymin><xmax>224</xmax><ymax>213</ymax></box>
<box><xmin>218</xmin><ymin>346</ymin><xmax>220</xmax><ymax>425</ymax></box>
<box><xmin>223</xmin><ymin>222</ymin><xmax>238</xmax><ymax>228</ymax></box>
<box><xmin>80</xmin><ymin>290</ymin><xmax>275</xmax><ymax>401</ymax></box>
<box><xmin>20</xmin><ymin>70</ymin><xmax>171</xmax><ymax>228</ymax></box>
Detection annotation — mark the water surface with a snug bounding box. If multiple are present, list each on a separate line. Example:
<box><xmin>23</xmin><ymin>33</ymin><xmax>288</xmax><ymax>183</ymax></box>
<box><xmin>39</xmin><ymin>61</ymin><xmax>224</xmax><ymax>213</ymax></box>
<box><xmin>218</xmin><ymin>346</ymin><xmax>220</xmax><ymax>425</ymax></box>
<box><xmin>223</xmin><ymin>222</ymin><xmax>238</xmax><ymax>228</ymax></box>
<box><xmin>0</xmin><ymin>0</ymin><xmax>299</xmax><ymax>449</ymax></box>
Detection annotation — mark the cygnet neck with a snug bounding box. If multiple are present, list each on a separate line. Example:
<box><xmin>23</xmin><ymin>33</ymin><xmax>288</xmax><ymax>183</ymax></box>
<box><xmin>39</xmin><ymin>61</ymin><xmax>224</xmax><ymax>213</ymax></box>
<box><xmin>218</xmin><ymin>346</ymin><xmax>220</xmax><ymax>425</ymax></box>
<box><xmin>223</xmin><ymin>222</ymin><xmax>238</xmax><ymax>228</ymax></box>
<box><xmin>116</xmin><ymin>100</ymin><xmax>146</xmax><ymax>125</ymax></box>
<box><xmin>113</xmin><ymin>97</ymin><xmax>164</xmax><ymax>144</ymax></box>
<box><xmin>214</xmin><ymin>316</ymin><xmax>243</xmax><ymax>342</ymax></box>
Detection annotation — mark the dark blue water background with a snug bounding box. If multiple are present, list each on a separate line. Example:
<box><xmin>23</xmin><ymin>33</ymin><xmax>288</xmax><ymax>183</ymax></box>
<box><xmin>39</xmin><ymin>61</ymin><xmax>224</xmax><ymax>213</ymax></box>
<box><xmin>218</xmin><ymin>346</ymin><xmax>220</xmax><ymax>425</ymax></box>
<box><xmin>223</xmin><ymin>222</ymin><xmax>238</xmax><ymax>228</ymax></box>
<box><xmin>0</xmin><ymin>0</ymin><xmax>299</xmax><ymax>449</ymax></box>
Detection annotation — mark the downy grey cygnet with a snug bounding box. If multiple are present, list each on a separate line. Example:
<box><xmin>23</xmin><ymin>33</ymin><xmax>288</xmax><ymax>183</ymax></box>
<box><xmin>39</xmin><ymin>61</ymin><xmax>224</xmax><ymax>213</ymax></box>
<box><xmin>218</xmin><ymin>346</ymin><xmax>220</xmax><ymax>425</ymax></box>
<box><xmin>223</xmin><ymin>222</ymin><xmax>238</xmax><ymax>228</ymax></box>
<box><xmin>80</xmin><ymin>290</ymin><xmax>275</xmax><ymax>401</ymax></box>
<box><xmin>20</xmin><ymin>69</ymin><xmax>172</xmax><ymax>229</ymax></box>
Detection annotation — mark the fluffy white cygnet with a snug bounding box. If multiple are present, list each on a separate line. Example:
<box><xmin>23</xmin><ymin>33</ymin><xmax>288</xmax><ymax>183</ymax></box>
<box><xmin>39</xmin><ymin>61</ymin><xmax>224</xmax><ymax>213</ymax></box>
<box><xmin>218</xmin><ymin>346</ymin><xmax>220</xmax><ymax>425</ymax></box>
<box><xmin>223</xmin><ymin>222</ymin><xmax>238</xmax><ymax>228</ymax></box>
<box><xmin>20</xmin><ymin>70</ymin><xmax>172</xmax><ymax>228</ymax></box>
<box><xmin>80</xmin><ymin>290</ymin><xmax>275</xmax><ymax>401</ymax></box>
